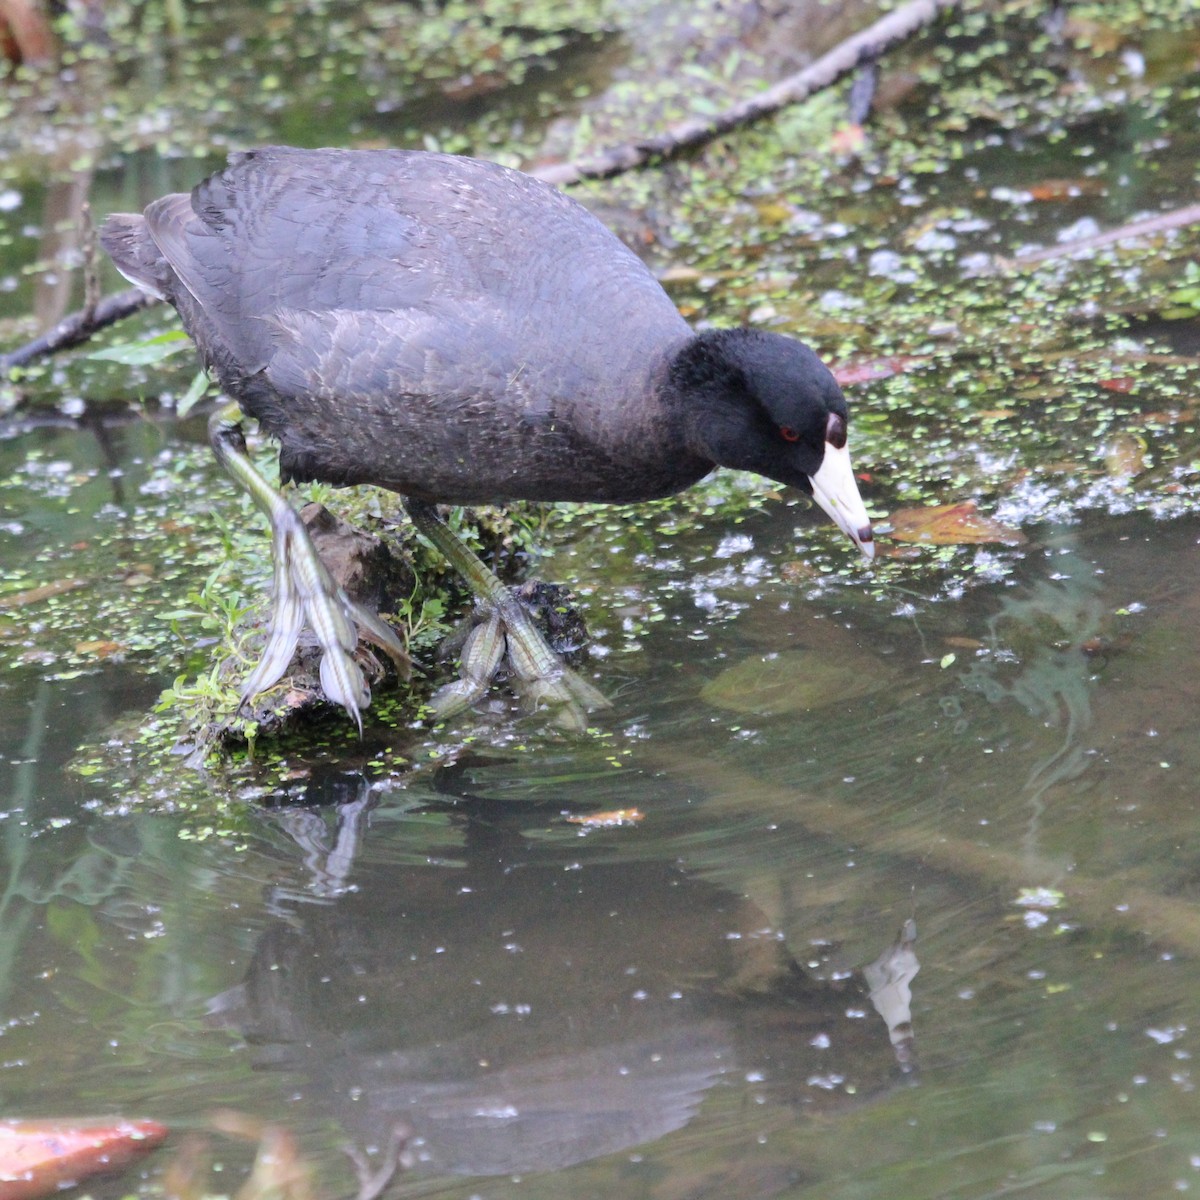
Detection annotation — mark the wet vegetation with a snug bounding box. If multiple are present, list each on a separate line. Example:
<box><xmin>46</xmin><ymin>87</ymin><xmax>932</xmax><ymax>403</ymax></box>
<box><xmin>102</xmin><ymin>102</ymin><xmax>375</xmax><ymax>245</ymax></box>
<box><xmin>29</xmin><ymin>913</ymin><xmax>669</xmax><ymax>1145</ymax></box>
<box><xmin>5</xmin><ymin>0</ymin><xmax>1198</xmax><ymax>770</ymax></box>
<box><xmin>3</xmin><ymin>1</ymin><xmax>1200</xmax><ymax>1196</ymax></box>
<box><xmin>1</xmin><ymin>4</ymin><xmax>1193</xmax><ymax>786</ymax></box>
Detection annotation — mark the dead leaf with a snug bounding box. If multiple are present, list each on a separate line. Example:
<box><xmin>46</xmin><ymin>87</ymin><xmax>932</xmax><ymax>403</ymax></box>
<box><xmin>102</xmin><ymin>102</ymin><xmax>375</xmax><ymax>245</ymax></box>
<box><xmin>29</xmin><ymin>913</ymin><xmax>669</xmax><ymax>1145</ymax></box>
<box><xmin>944</xmin><ymin>636</ymin><xmax>985</xmax><ymax>650</ymax></box>
<box><xmin>1143</xmin><ymin>407</ymin><xmax>1195</xmax><ymax>425</ymax></box>
<box><xmin>1105</xmin><ymin>433</ymin><xmax>1146</xmax><ymax>477</ymax></box>
<box><xmin>830</xmin><ymin>123</ymin><xmax>867</xmax><ymax>155</ymax></box>
<box><xmin>564</xmin><ymin>809</ymin><xmax>643</xmax><ymax>828</ymax></box>
<box><xmin>1026</xmin><ymin>178</ymin><xmax>1107</xmax><ymax>201</ymax></box>
<box><xmin>74</xmin><ymin>640</ymin><xmax>124</xmax><ymax>658</ymax></box>
<box><xmin>887</xmin><ymin>501</ymin><xmax>1026</xmax><ymax>546</ymax></box>
<box><xmin>0</xmin><ymin>1118</ymin><xmax>167</xmax><ymax>1200</ymax></box>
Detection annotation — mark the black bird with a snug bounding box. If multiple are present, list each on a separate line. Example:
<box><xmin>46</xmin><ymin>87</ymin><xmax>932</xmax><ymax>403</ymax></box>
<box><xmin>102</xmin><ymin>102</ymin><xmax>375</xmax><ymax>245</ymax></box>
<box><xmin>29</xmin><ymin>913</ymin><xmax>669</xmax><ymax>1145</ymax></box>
<box><xmin>101</xmin><ymin>146</ymin><xmax>873</xmax><ymax>727</ymax></box>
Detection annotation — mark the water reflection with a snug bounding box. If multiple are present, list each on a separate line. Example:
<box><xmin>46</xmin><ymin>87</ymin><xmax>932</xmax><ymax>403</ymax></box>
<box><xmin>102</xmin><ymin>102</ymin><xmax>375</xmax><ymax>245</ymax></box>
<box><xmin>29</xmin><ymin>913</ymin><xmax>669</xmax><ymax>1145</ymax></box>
<box><xmin>961</xmin><ymin>532</ymin><xmax>1106</xmax><ymax>862</ymax></box>
<box><xmin>209</xmin><ymin>779</ymin><xmax>918</xmax><ymax>1180</ymax></box>
<box><xmin>2</xmin><ymin>512</ymin><xmax>1200</xmax><ymax>1196</ymax></box>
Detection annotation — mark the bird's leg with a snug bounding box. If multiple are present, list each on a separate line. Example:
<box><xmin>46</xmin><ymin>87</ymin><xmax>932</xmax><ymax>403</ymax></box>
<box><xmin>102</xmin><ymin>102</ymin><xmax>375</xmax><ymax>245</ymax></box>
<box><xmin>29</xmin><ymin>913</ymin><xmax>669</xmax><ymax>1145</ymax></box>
<box><xmin>208</xmin><ymin>402</ymin><xmax>410</xmax><ymax>731</ymax></box>
<box><xmin>402</xmin><ymin>498</ymin><xmax>608</xmax><ymax>727</ymax></box>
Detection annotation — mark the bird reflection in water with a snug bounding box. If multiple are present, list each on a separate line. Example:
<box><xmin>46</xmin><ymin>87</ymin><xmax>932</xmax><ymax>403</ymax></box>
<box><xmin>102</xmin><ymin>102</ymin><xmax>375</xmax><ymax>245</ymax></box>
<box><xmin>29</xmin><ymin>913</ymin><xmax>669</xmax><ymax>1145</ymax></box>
<box><xmin>208</xmin><ymin>774</ymin><xmax>920</xmax><ymax>1189</ymax></box>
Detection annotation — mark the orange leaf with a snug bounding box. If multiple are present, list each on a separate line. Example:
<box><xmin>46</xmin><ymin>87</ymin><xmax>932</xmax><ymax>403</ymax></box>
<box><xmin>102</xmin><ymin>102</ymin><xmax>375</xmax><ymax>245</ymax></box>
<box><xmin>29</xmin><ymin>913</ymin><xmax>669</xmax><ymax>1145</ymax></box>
<box><xmin>1026</xmin><ymin>178</ymin><xmax>1107</xmax><ymax>201</ymax></box>
<box><xmin>887</xmin><ymin>501</ymin><xmax>1026</xmax><ymax>546</ymax></box>
<box><xmin>829</xmin><ymin>123</ymin><xmax>867</xmax><ymax>155</ymax></box>
<box><xmin>0</xmin><ymin>1118</ymin><xmax>168</xmax><ymax>1200</ymax></box>
<box><xmin>564</xmin><ymin>809</ymin><xmax>643</xmax><ymax>828</ymax></box>
<box><xmin>74</xmin><ymin>640</ymin><xmax>124</xmax><ymax>658</ymax></box>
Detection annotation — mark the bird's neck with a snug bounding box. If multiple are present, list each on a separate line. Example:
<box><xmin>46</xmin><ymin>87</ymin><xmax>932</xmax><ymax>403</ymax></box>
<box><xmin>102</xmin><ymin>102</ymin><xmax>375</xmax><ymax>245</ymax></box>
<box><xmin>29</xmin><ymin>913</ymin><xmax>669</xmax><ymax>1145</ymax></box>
<box><xmin>666</xmin><ymin>329</ymin><xmax>746</xmax><ymax>399</ymax></box>
<box><xmin>662</xmin><ymin>330</ymin><xmax>750</xmax><ymax>465</ymax></box>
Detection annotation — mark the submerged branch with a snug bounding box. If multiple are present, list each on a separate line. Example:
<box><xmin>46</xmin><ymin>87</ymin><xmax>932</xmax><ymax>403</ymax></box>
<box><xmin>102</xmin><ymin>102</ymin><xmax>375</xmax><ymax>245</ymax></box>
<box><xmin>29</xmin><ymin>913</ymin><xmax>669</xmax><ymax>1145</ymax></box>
<box><xmin>533</xmin><ymin>0</ymin><xmax>959</xmax><ymax>187</ymax></box>
<box><xmin>655</xmin><ymin>744</ymin><xmax>1200</xmax><ymax>958</ymax></box>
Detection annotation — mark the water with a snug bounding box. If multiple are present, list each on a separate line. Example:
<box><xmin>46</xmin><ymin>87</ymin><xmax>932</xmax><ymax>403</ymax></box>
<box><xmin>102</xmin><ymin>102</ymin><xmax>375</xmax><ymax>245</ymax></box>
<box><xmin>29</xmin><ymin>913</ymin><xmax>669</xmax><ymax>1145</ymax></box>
<box><xmin>5</xmin><ymin>493</ymin><xmax>1200</xmax><ymax>1196</ymax></box>
<box><xmin>3</xmin><ymin>1</ymin><xmax>1200</xmax><ymax>1197</ymax></box>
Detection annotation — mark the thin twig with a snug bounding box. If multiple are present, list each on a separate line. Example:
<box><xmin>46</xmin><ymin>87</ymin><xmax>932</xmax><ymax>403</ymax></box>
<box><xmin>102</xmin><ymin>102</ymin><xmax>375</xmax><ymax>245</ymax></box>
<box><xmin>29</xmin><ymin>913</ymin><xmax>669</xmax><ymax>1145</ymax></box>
<box><xmin>999</xmin><ymin>202</ymin><xmax>1200</xmax><ymax>270</ymax></box>
<box><xmin>80</xmin><ymin>201</ymin><xmax>100</xmax><ymax>325</ymax></box>
<box><xmin>532</xmin><ymin>0</ymin><xmax>959</xmax><ymax>187</ymax></box>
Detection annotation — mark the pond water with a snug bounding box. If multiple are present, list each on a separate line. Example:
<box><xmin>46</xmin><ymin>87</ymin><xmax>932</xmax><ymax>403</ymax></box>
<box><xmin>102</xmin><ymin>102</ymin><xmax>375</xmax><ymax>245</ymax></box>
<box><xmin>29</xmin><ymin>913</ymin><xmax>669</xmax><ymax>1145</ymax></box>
<box><xmin>3</xmin><ymin>2</ymin><xmax>1200</xmax><ymax>1198</ymax></box>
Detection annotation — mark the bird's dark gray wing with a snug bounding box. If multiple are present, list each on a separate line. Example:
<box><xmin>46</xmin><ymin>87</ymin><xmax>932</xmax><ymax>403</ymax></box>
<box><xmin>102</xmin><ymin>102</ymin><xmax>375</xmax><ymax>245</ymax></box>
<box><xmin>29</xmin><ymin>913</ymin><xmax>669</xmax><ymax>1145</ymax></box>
<box><xmin>143</xmin><ymin>147</ymin><xmax>686</xmax><ymax>405</ymax></box>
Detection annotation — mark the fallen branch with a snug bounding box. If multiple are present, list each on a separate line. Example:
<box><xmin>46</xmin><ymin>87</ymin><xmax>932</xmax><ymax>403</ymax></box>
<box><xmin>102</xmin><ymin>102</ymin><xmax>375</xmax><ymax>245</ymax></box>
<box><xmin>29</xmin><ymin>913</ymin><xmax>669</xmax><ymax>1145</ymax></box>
<box><xmin>533</xmin><ymin>0</ymin><xmax>959</xmax><ymax>187</ymax></box>
<box><xmin>1002</xmin><ymin>202</ymin><xmax>1200</xmax><ymax>270</ymax></box>
<box><xmin>2</xmin><ymin>0</ymin><xmax>955</xmax><ymax>377</ymax></box>
<box><xmin>0</xmin><ymin>286</ymin><xmax>158</xmax><ymax>376</ymax></box>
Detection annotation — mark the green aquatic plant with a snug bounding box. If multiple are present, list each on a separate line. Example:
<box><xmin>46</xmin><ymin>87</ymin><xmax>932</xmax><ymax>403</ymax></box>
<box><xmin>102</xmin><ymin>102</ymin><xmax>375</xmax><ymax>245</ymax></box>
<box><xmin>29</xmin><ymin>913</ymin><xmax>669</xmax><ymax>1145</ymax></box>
<box><xmin>3</xmin><ymin>0</ymin><xmax>1196</xmax><ymax>785</ymax></box>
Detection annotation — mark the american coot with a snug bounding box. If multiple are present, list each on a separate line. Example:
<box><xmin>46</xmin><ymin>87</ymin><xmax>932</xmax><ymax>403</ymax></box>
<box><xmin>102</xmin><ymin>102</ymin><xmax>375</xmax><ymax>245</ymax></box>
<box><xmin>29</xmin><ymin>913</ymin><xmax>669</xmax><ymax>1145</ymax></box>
<box><xmin>101</xmin><ymin>146</ymin><xmax>873</xmax><ymax>728</ymax></box>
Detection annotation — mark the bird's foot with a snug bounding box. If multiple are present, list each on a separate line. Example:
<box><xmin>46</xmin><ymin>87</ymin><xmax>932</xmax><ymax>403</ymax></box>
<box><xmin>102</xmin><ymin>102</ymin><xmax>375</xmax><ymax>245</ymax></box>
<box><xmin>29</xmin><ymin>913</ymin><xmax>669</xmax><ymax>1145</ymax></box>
<box><xmin>430</xmin><ymin>587</ymin><xmax>607</xmax><ymax>730</ymax></box>
<box><xmin>237</xmin><ymin>501</ymin><xmax>411</xmax><ymax>733</ymax></box>
<box><xmin>208</xmin><ymin>407</ymin><xmax>411</xmax><ymax>731</ymax></box>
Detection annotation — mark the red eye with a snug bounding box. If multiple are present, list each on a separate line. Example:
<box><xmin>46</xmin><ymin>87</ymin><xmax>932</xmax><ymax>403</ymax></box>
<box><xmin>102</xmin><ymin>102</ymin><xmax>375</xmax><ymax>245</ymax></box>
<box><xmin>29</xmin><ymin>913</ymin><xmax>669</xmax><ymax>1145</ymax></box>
<box><xmin>779</xmin><ymin>425</ymin><xmax>800</xmax><ymax>442</ymax></box>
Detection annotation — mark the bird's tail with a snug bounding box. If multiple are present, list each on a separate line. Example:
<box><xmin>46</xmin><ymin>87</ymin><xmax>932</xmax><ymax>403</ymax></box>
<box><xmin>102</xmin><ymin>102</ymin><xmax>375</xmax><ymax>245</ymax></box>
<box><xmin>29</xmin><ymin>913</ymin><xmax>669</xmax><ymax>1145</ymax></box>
<box><xmin>99</xmin><ymin>213</ymin><xmax>170</xmax><ymax>300</ymax></box>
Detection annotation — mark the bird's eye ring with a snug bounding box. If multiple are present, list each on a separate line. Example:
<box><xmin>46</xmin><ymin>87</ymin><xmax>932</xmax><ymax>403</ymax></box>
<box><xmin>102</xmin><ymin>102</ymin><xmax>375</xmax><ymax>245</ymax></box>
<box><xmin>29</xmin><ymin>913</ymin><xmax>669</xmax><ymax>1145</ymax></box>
<box><xmin>779</xmin><ymin>425</ymin><xmax>800</xmax><ymax>443</ymax></box>
<box><xmin>826</xmin><ymin>412</ymin><xmax>847</xmax><ymax>449</ymax></box>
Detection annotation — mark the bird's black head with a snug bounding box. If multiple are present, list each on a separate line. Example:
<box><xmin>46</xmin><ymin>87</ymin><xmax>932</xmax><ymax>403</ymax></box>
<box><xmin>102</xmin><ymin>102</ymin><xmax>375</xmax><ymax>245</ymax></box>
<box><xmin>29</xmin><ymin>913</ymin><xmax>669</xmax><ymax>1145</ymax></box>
<box><xmin>669</xmin><ymin>328</ymin><xmax>873</xmax><ymax>559</ymax></box>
